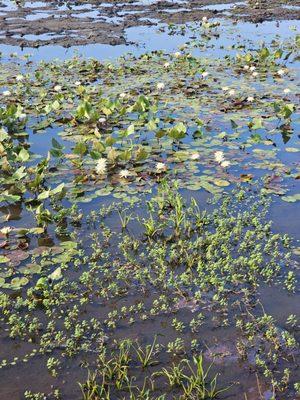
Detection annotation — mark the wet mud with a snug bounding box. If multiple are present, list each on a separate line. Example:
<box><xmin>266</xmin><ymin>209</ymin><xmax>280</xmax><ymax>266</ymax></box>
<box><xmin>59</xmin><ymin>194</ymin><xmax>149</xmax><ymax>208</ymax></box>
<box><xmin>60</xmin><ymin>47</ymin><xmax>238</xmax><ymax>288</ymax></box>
<box><xmin>0</xmin><ymin>0</ymin><xmax>299</xmax><ymax>48</ymax></box>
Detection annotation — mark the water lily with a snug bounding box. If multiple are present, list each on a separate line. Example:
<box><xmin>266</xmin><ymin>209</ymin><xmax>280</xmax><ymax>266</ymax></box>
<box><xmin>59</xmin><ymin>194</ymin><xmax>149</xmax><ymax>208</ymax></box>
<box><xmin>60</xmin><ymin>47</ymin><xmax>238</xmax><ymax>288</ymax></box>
<box><xmin>220</xmin><ymin>160</ymin><xmax>230</xmax><ymax>168</ymax></box>
<box><xmin>228</xmin><ymin>89</ymin><xmax>235</xmax><ymax>96</ymax></box>
<box><xmin>98</xmin><ymin>117</ymin><xmax>106</xmax><ymax>124</ymax></box>
<box><xmin>277</xmin><ymin>69</ymin><xmax>285</xmax><ymax>76</ymax></box>
<box><xmin>283</xmin><ymin>88</ymin><xmax>291</xmax><ymax>94</ymax></box>
<box><xmin>243</xmin><ymin>65</ymin><xmax>250</xmax><ymax>70</ymax></box>
<box><xmin>202</xmin><ymin>71</ymin><xmax>209</xmax><ymax>78</ymax></box>
<box><xmin>249</xmin><ymin>66</ymin><xmax>256</xmax><ymax>72</ymax></box>
<box><xmin>75</xmin><ymin>81</ymin><xmax>81</xmax><ymax>86</ymax></box>
<box><xmin>16</xmin><ymin>74</ymin><xmax>24</xmax><ymax>82</ymax></box>
<box><xmin>190</xmin><ymin>153</ymin><xmax>200</xmax><ymax>160</ymax></box>
<box><xmin>119</xmin><ymin>169</ymin><xmax>131</xmax><ymax>179</ymax></box>
<box><xmin>3</xmin><ymin>90</ymin><xmax>11</xmax><ymax>96</ymax></box>
<box><xmin>202</xmin><ymin>16</ymin><xmax>208</xmax><ymax>22</ymax></box>
<box><xmin>252</xmin><ymin>71</ymin><xmax>258</xmax><ymax>77</ymax></box>
<box><xmin>95</xmin><ymin>158</ymin><xmax>107</xmax><ymax>175</ymax></box>
<box><xmin>222</xmin><ymin>86</ymin><xmax>229</xmax><ymax>91</ymax></box>
<box><xmin>174</xmin><ymin>51</ymin><xmax>181</xmax><ymax>58</ymax></box>
<box><xmin>156</xmin><ymin>82</ymin><xmax>165</xmax><ymax>90</ymax></box>
<box><xmin>119</xmin><ymin>92</ymin><xmax>126</xmax><ymax>98</ymax></box>
<box><xmin>156</xmin><ymin>162</ymin><xmax>167</xmax><ymax>173</ymax></box>
<box><xmin>54</xmin><ymin>85</ymin><xmax>62</xmax><ymax>92</ymax></box>
<box><xmin>214</xmin><ymin>151</ymin><xmax>225</xmax><ymax>164</ymax></box>
<box><xmin>0</xmin><ymin>226</ymin><xmax>12</xmax><ymax>235</ymax></box>
<box><xmin>19</xmin><ymin>113</ymin><xmax>27</xmax><ymax>120</ymax></box>
<box><xmin>164</xmin><ymin>62</ymin><xmax>170</xmax><ymax>68</ymax></box>
<box><xmin>247</xmin><ymin>96</ymin><xmax>254</xmax><ymax>102</ymax></box>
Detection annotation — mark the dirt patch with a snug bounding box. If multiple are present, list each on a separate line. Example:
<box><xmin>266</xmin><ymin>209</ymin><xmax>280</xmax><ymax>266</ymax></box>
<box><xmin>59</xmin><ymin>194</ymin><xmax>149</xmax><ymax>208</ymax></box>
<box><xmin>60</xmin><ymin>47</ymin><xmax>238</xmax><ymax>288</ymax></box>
<box><xmin>0</xmin><ymin>0</ymin><xmax>299</xmax><ymax>47</ymax></box>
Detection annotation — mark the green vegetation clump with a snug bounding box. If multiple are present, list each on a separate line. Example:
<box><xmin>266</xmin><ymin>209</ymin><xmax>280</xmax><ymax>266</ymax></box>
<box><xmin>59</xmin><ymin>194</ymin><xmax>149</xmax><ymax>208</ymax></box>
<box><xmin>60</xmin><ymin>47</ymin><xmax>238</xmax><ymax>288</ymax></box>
<box><xmin>0</xmin><ymin>183</ymin><xmax>299</xmax><ymax>399</ymax></box>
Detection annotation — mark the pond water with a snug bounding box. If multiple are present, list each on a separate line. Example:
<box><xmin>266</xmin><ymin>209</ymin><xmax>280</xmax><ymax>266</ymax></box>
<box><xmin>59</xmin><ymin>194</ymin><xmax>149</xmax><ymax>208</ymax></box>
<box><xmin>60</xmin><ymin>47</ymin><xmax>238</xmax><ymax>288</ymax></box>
<box><xmin>0</xmin><ymin>2</ymin><xmax>299</xmax><ymax>400</ymax></box>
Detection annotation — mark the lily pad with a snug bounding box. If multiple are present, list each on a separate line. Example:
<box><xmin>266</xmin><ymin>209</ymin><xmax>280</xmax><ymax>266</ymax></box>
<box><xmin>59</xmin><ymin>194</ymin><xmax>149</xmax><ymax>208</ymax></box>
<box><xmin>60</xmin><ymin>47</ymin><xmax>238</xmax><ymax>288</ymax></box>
<box><xmin>281</xmin><ymin>193</ymin><xmax>300</xmax><ymax>203</ymax></box>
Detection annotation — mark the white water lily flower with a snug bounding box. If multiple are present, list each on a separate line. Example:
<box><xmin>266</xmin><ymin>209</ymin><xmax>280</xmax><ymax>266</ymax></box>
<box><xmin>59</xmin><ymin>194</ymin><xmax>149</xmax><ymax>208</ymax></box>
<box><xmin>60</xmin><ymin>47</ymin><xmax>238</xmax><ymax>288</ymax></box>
<box><xmin>156</xmin><ymin>162</ymin><xmax>167</xmax><ymax>173</ymax></box>
<box><xmin>247</xmin><ymin>96</ymin><xmax>254</xmax><ymax>102</ymax></box>
<box><xmin>0</xmin><ymin>226</ymin><xmax>12</xmax><ymax>235</ymax></box>
<box><xmin>95</xmin><ymin>158</ymin><xmax>107</xmax><ymax>175</ymax></box>
<box><xmin>75</xmin><ymin>81</ymin><xmax>81</xmax><ymax>86</ymax></box>
<box><xmin>3</xmin><ymin>90</ymin><xmax>11</xmax><ymax>96</ymax></box>
<box><xmin>202</xmin><ymin>16</ymin><xmax>208</xmax><ymax>22</ymax></box>
<box><xmin>243</xmin><ymin>65</ymin><xmax>250</xmax><ymax>70</ymax></box>
<box><xmin>54</xmin><ymin>85</ymin><xmax>62</xmax><ymax>92</ymax></box>
<box><xmin>98</xmin><ymin>117</ymin><xmax>106</xmax><ymax>124</ymax></box>
<box><xmin>174</xmin><ymin>51</ymin><xmax>181</xmax><ymax>58</ymax></box>
<box><xmin>252</xmin><ymin>71</ymin><xmax>258</xmax><ymax>77</ymax></box>
<box><xmin>156</xmin><ymin>82</ymin><xmax>165</xmax><ymax>90</ymax></box>
<box><xmin>164</xmin><ymin>62</ymin><xmax>170</xmax><ymax>68</ymax></box>
<box><xmin>16</xmin><ymin>74</ymin><xmax>24</xmax><ymax>82</ymax></box>
<box><xmin>228</xmin><ymin>89</ymin><xmax>236</xmax><ymax>96</ymax></box>
<box><xmin>202</xmin><ymin>71</ymin><xmax>209</xmax><ymax>78</ymax></box>
<box><xmin>190</xmin><ymin>153</ymin><xmax>200</xmax><ymax>160</ymax></box>
<box><xmin>277</xmin><ymin>69</ymin><xmax>285</xmax><ymax>76</ymax></box>
<box><xmin>119</xmin><ymin>169</ymin><xmax>131</xmax><ymax>179</ymax></box>
<box><xmin>249</xmin><ymin>66</ymin><xmax>256</xmax><ymax>72</ymax></box>
<box><xmin>214</xmin><ymin>151</ymin><xmax>225</xmax><ymax>164</ymax></box>
<box><xmin>222</xmin><ymin>86</ymin><xmax>229</xmax><ymax>91</ymax></box>
<box><xmin>221</xmin><ymin>160</ymin><xmax>230</xmax><ymax>168</ymax></box>
<box><xmin>19</xmin><ymin>113</ymin><xmax>27</xmax><ymax>120</ymax></box>
<box><xmin>283</xmin><ymin>88</ymin><xmax>291</xmax><ymax>94</ymax></box>
<box><xmin>119</xmin><ymin>92</ymin><xmax>126</xmax><ymax>98</ymax></box>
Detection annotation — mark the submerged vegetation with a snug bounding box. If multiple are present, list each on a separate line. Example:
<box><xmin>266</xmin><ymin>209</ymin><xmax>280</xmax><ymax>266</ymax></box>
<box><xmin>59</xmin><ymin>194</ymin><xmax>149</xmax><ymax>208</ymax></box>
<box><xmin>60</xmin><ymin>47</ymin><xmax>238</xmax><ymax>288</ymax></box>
<box><xmin>0</xmin><ymin>14</ymin><xmax>299</xmax><ymax>400</ymax></box>
<box><xmin>1</xmin><ymin>183</ymin><xmax>300</xmax><ymax>399</ymax></box>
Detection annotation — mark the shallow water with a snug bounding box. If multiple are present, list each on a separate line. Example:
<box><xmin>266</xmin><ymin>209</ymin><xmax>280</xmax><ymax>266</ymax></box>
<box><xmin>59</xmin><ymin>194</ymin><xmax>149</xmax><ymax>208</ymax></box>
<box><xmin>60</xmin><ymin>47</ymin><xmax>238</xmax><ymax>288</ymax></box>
<box><xmin>0</xmin><ymin>2</ymin><xmax>299</xmax><ymax>399</ymax></box>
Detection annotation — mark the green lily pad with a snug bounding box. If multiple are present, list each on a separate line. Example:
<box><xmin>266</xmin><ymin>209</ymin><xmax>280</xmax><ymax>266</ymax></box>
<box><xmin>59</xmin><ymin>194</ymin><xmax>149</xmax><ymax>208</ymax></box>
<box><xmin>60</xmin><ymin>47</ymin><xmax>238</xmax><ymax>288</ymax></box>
<box><xmin>0</xmin><ymin>256</ymin><xmax>9</xmax><ymax>264</ymax></box>
<box><xmin>19</xmin><ymin>263</ymin><xmax>42</xmax><ymax>275</ymax></box>
<box><xmin>281</xmin><ymin>193</ymin><xmax>300</xmax><ymax>203</ymax></box>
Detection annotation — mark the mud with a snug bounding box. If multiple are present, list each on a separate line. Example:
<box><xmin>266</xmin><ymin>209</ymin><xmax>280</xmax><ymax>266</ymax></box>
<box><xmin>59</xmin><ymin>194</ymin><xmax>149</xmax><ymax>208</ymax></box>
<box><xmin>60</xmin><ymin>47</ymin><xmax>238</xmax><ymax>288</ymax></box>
<box><xmin>0</xmin><ymin>0</ymin><xmax>299</xmax><ymax>48</ymax></box>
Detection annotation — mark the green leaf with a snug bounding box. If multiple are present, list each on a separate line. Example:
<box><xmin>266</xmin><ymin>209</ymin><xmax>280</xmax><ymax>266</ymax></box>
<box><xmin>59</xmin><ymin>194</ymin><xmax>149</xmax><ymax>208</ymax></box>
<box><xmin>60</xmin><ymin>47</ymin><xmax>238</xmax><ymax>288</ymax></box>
<box><xmin>282</xmin><ymin>193</ymin><xmax>300</xmax><ymax>203</ymax></box>
<box><xmin>18</xmin><ymin>148</ymin><xmax>30</xmax><ymax>162</ymax></box>
<box><xmin>73</xmin><ymin>142</ymin><xmax>87</xmax><ymax>156</ymax></box>
<box><xmin>0</xmin><ymin>256</ymin><xmax>9</xmax><ymax>264</ymax></box>
<box><xmin>51</xmin><ymin>183</ymin><xmax>65</xmax><ymax>195</ymax></box>
<box><xmin>52</xmin><ymin>138</ymin><xmax>64</xmax><ymax>149</ymax></box>
<box><xmin>259</xmin><ymin>47</ymin><xmax>270</xmax><ymax>59</ymax></box>
<box><xmin>168</xmin><ymin>122</ymin><xmax>187</xmax><ymax>140</ymax></box>
<box><xmin>37</xmin><ymin>190</ymin><xmax>50</xmax><ymax>200</ymax></box>
<box><xmin>135</xmin><ymin>146</ymin><xmax>148</xmax><ymax>162</ymax></box>
<box><xmin>12</xmin><ymin>166</ymin><xmax>27</xmax><ymax>181</ymax></box>
<box><xmin>11</xmin><ymin>276</ymin><xmax>29</xmax><ymax>288</ymax></box>
<box><xmin>248</xmin><ymin>117</ymin><xmax>264</xmax><ymax>130</ymax></box>
<box><xmin>230</xmin><ymin>119</ymin><xmax>238</xmax><ymax>130</ymax></box>
<box><xmin>49</xmin><ymin>267</ymin><xmax>62</xmax><ymax>281</ymax></box>
<box><xmin>126</xmin><ymin>124</ymin><xmax>135</xmax><ymax>136</ymax></box>
<box><xmin>0</xmin><ymin>192</ymin><xmax>21</xmax><ymax>204</ymax></box>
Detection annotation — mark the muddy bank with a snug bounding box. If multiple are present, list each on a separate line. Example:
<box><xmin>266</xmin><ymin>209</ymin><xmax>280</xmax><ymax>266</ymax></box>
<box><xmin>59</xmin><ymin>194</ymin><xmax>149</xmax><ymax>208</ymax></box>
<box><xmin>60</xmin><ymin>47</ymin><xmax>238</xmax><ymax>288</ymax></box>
<box><xmin>0</xmin><ymin>0</ymin><xmax>299</xmax><ymax>48</ymax></box>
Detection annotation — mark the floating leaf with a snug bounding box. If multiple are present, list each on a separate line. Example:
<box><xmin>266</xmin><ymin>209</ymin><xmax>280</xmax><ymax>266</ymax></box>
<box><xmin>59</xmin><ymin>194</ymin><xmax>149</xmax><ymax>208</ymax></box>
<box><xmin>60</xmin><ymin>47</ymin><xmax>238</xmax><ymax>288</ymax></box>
<box><xmin>281</xmin><ymin>193</ymin><xmax>300</xmax><ymax>203</ymax></box>
<box><xmin>0</xmin><ymin>256</ymin><xmax>9</xmax><ymax>264</ymax></box>
<box><xmin>19</xmin><ymin>263</ymin><xmax>41</xmax><ymax>275</ymax></box>
<box><xmin>212</xmin><ymin>178</ymin><xmax>230</xmax><ymax>187</ymax></box>
<box><xmin>49</xmin><ymin>267</ymin><xmax>62</xmax><ymax>281</ymax></box>
<box><xmin>18</xmin><ymin>148</ymin><xmax>30</xmax><ymax>162</ymax></box>
<box><xmin>10</xmin><ymin>276</ymin><xmax>29</xmax><ymax>289</ymax></box>
<box><xmin>248</xmin><ymin>117</ymin><xmax>264</xmax><ymax>130</ymax></box>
